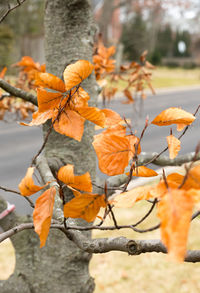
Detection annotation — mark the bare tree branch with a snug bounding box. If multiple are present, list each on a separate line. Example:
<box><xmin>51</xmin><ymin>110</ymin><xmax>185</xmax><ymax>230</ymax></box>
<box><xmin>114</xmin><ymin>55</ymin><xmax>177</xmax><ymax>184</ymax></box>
<box><xmin>138</xmin><ymin>151</ymin><xmax>200</xmax><ymax>166</ymax></box>
<box><xmin>0</xmin><ymin>78</ymin><xmax>37</xmax><ymax>106</ymax></box>
<box><xmin>0</xmin><ymin>0</ymin><xmax>27</xmax><ymax>23</ymax></box>
<box><xmin>1</xmin><ymin>220</ymin><xmax>200</xmax><ymax>262</ymax></box>
<box><xmin>0</xmin><ymin>185</ymin><xmax>35</xmax><ymax>208</ymax></box>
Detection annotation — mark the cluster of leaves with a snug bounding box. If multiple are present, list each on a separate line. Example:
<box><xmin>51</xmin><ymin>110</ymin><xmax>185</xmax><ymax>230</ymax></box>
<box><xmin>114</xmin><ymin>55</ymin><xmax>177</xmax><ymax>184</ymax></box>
<box><xmin>16</xmin><ymin>58</ymin><xmax>200</xmax><ymax>262</ymax></box>
<box><xmin>21</xmin><ymin>59</ymin><xmax>122</xmax><ymax>141</ymax></box>
<box><xmin>14</xmin><ymin>56</ymin><xmax>46</xmax><ymax>90</ymax></box>
<box><xmin>0</xmin><ymin>56</ymin><xmax>44</xmax><ymax>120</ymax></box>
<box><xmin>93</xmin><ymin>37</ymin><xmax>155</xmax><ymax>105</ymax></box>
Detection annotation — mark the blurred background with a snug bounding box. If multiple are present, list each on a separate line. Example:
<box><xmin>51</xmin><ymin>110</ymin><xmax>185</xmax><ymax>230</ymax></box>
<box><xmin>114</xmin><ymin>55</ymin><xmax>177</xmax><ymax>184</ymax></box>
<box><xmin>0</xmin><ymin>0</ymin><xmax>200</xmax><ymax>68</ymax></box>
<box><xmin>1</xmin><ymin>1</ymin><xmax>200</xmax><ymax>292</ymax></box>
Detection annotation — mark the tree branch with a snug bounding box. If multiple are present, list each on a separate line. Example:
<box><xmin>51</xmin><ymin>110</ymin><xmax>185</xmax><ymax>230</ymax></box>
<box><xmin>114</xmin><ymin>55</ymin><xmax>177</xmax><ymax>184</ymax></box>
<box><xmin>0</xmin><ymin>185</ymin><xmax>35</xmax><ymax>208</ymax></box>
<box><xmin>0</xmin><ymin>78</ymin><xmax>37</xmax><ymax>106</ymax></box>
<box><xmin>0</xmin><ymin>0</ymin><xmax>27</xmax><ymax>23</ymax></box>
<box><xmin>138</xmin><ymin>151</ymin><xmax>200</xmax><ymax>166</ymax></box>
<box><xmin>65</xmin><ymin>219</ymin><xmax>200</xmax><ymax>263</ymax></box>
<box><xmin>1</xmin><ymin>219</ymin><xmax>200</xmax><ymax>263</ymax></box>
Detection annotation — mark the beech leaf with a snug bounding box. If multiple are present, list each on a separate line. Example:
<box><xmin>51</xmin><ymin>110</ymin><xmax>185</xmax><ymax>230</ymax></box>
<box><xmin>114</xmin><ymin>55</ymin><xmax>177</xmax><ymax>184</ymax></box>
<box><xmin>157</xmin><ymin>189</ymin><xmax>194</xmax><ymax>262</ymax></box>
<box><xmin>53</xmin><ymin>109</ymin><xmax>85</xmax><ymax>142</ymax></box>
<box><xmin>166</xmin><ymin>135</ymin><xmax>181</xmax><ymax>159</ymax></box>
<box><xmin>64</xmin><ymin>193</ymin><xmax>106</xmax><ymax>222</ymax></box>
<box><xmin>63</xmin><ymin>60</ymin><xmax>94</xmax><ymax>91</ymax></box>
<box><xmin>93</xmin><ymin>133</ymin><xmax>132</xmax><ymax>176</ymax></box>
<box><xmin>127</xmin><ymin>165</ymin><xmax>158</xmax><ymax>177</ymax></box>
<box><xmin>113</xmin><ymin>185</ymin><xmax>153</xmax><ymax>208</ymax></box>
<box><xmin>151</xmin><ymin>107</ymin><xmax>195</xmax><ymax>127</ymax></box>
<box><xmin>18</xmin><ymin>167</ymin><xmax>46</xmax><ymax>196</ymax></box>
<box><xmin>33</xmin><ymin>187</ymin><xmax>56</xmax><ymax>247</ymax></box>
<box><xmin>35</xmin><ymin>72</ymin><xmax>66</xmax><ymax>92</ymax></box>
<box><xmin>57</xmin><ymin>164</ymin><xmax>92</xmax><ymax>192</ymax></box>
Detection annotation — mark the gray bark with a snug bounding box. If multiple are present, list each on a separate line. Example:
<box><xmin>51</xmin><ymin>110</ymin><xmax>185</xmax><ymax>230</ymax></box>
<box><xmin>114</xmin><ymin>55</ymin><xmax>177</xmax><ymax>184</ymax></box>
<box><xmin>0</xmin><ymin>0</ymin><xmax>97</xmax><ymax>292</ymax></box>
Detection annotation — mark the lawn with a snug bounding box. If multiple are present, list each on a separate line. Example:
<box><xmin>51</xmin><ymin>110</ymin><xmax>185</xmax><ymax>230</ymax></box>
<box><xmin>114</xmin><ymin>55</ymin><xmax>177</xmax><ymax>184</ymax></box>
<box><xmin>108</xmin><ymin>67</ymin><xmax>200</xmax><ymax>92</ymax></box>
<box><xmin>90</xmin><ymin>202</ymin><xmax>200</xmax><ymax>293</ymax></box>
<box><xmin>1</xmin><ymin>199</ymin><xmax>200</xmax><ymax>292</ymax></box>
<box><xmin>152</xmin><ymin>67</ymin><xmax>200</xmax><ymax>89</ymax></box>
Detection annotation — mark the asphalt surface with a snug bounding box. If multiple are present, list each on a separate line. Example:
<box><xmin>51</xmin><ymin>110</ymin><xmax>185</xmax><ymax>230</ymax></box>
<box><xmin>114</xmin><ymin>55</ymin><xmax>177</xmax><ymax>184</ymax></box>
<box><xmin>0</xmin><ymin>87</ymin><xmax>200</xmax><ymax>214</ymax></box>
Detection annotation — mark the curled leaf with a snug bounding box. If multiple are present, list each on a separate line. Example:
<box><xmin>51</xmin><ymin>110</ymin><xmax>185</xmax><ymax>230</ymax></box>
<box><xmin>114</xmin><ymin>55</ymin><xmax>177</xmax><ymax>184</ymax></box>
<box><xmin>33</xmin><ymin>186</ymin><xmax>56</xmax><ymax>247</ymax></box>
<box><xmin>127</xmin><ymin>165</ymin><xmax>158</xmax><ymax>177</ymax></box>
<box><xmin>57</xmin><ymin>164</ymin><xmax>92</xmax><ymax>192</ymax></box>
<box><xmin>63</xmin><ymin>60</ymin><xmax>94</xmax><ymax>91</ymax></box>
<box><xmin>166</xmin><ymin>135</ymin><xmax>181</xmax><ymax>159</ymax></box>
<box><xmin>151</xmin><ymin>107</ymin><xmax>195</xmax><ymax>127</ymax></box>
<box><xmin>18</xmin><ymin>167</ymin><xmax>46</xmax><ymax>196</ymax></box>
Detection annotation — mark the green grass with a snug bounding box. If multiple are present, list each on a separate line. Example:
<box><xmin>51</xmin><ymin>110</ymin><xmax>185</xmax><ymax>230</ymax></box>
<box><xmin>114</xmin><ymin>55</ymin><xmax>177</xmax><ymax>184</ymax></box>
<box><xmin>152</xmin><ymin>67</ymin><xmax>200</xmax><ymax>89</ymax></box>
<box><xmin>108</xmin><ymin>67</ymin><xmax>200</xmax><ymax>92</ymax></box>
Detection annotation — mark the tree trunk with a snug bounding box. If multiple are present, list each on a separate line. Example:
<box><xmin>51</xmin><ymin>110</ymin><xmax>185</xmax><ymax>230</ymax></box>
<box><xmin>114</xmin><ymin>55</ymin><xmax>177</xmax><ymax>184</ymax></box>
<box><xmin>0</xmin><ymin>0</ymin><xmax>97</xmax><ymax>292</ymax></box>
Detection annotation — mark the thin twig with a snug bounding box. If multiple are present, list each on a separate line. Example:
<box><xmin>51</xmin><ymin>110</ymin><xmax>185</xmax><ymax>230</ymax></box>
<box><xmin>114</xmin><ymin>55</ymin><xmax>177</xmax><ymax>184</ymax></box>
<box><xmin>0</xmin><ymin>185</ymin><xmax>34</xmax><ymax>208</ymax></box>
<box><xmin>122</xmin><ymin>117</ymin><xmax>149</xmax><ymax>192</ymax></box>
<box><xmin>65</xmin><ymin>222</ymin><xmax>160</xmax><ymax>233</ymax></box>
<box><xmin>31</xmin><ymin>123</ymin><xmax>54</xmax><ymax>165</ymax></box>
<box><xmin>145</xmin><ymin>104</ymin><xmax>200</xmax><ymax>166</ymax></box>
<box><xmin>0</xmin><ymin>0</ymin><xmax>27</xmax><ymax>23</ymax></box>
<box><xmin>0</xmin><ymin>78</ymin><xmax>37</xmax><ymax>105</ymax></box>
<box><xmin>130</xmin><ymin>199</ymin><xmax>157</xmax><ymax>227</ymax></box>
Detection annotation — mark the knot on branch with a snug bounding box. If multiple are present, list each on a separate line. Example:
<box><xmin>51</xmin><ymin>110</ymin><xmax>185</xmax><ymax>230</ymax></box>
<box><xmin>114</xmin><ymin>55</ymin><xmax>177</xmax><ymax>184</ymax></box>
<box><xmin>127</xmin><ymin>240</ymin><xmax>140</xmax><ymax>255</ymax></box>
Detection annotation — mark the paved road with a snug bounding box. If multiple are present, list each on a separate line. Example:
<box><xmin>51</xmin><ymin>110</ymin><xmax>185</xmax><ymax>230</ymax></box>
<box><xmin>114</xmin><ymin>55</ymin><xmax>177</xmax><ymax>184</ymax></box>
<box><xmin>0</xmin><ymin>87</ymin><xmax>200</xmax><ymax>214</ymax></box>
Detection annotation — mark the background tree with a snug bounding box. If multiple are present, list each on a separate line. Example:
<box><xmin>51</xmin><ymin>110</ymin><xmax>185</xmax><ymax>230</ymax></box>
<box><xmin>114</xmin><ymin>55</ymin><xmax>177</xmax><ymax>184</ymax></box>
<box><xmin>120</xmin><ymin>12</ymin><xmax>147</xmax><ymax>61</ymax></box>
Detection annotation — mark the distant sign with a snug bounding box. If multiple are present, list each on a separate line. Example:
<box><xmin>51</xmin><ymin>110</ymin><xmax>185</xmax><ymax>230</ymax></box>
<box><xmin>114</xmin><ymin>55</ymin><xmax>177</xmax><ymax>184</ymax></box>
<box><xmin>178</xmin><ymin>41</ymin><xmax>186</xmax><ymax>54</ymax></box>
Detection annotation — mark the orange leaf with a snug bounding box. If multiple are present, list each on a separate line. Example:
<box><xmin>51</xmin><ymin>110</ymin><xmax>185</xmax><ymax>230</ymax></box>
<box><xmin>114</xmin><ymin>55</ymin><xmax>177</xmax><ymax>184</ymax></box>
<box><xmin>127</xmin><ymin>165</ymin><xmax>158</xmax><ymax>177</ymax></box>
<box><xmin>101</xmin><ymin>108</ymin><xmax>122</xmax><ymax>127</ymax></box>
<box><xmin>166</xmin><ymin>135</ymin><xmax>181</xmax><ymax>159</ymax></box>
<box><xmin>53</xmin><ymin>109</ymin><xmax>85</xmax><ymax>142</ymax></box>
<box><xmin>176</xmin><ymin>123</ymin><xmax>186</xmax><ymax>131</ymax></box>
<box><xmin>113</xmin><ymin>185</ymin><xmax>153</xmax><ymax>208</ymax></box>
<box><xmin>57</xmin><ymin>164</ymin><xmax>92</xmax><ymax>192</ymax></box>
<box><xmin>99</xmin><ymin>124</ymin><xmax>126</xmax><ymax>137</ymax></box>
<box><xmin>71</xmin><ymin>87</ymin><xmax>90</xmax><ymax>108</ymax></box>
<box><xmin>63</xmin><ymin>193</ymin><xmax>106</xmax><ymax>222</ymax></box>
<box><xmin>167</xmin><ymin>166</ymin><xmax>200</xmax><ymax>190</ymax></box>
<box><xmin>33</xmin><ymin>186</ymin><xmax>56</xmax><ymax>247</ymax></box>
<box><xmin>93</xmin><ymin>133</ymin><xmax>132</xmax><ymax>176</ymax></box>
<box><xmin>18</xmin><ymin>167</ymin><xmax>46</xmax><ymax>196</ymax></box>
<box><xmin>63</xmin><ymin>60</ymin><xmax>94</xmax><ymax>91</ymax></box>
<box><xmin>15</xmin><ymin>56</ymin><xmax>38</xmax><ymax>69</ymax></box>
<box><xmin>37</xmin><ymin>88</ymin><xmax>63</xmax><ymax>112</ymax></box>
<box><xmin>157</xmin><ymin>189</ymin><xmax>194</xmax><ymax>262</ymax></box>
<box><xmin>123</xmin><ymin>89</ymin><xmax>134</xmax><ymax>103</ymax></box>
<box><xmin>35</xmin><ymin>72</ymin><xmax>66</xmax><ymax>92</ymax></box>
<box><xmin>76</xmin><ymin>106</ymin><xmax>105</xmax><ymax>128</ymax></box>
<box><xmin>151</xmin><ymin>107</ymin><xmax>195</xmax><ymax>127</ymax></box>
<box><xmin>0</xmin><ymin>67</ymin><xmax>7</xmax><ymax>79</ymax></box>
<box><xmin>107</xmin><ymin>46</ymin><xmax>116</xmax><ymax>57</ymax></box>
<box><xmin>21</xmin><ymin>110</ymin><xmax>53</xmax><ymax>126</ymax></box>
<box><xmin>126</xmin><ymin>134</ymin><xmax>141</xmax><ymax>158</ymax></box>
